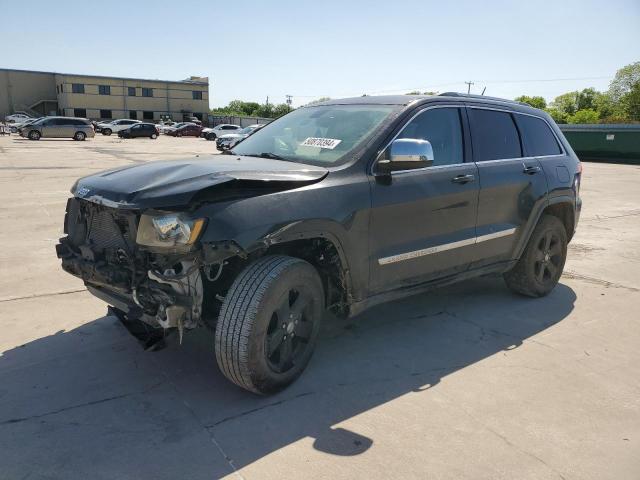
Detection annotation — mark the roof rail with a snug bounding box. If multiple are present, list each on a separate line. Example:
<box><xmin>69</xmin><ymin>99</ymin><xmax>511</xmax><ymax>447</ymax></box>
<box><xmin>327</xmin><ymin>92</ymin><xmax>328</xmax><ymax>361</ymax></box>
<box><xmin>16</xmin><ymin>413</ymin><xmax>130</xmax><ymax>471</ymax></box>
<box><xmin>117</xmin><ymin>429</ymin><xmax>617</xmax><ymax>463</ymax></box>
<box><xmin>438</xmin><ymin>92</ymin><xmax>529</xmax><ymax>107</ymax></box>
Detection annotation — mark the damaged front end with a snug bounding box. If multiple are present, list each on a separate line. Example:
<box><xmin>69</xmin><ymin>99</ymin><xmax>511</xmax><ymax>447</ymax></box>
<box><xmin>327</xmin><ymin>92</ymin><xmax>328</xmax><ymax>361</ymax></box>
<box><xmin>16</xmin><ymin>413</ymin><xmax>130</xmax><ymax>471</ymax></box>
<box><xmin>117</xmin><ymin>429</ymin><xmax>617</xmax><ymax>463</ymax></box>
<box><xmin>56</xmin><ymin>198</ymin><xmax>204</xmax><ymax>345</ymax></box>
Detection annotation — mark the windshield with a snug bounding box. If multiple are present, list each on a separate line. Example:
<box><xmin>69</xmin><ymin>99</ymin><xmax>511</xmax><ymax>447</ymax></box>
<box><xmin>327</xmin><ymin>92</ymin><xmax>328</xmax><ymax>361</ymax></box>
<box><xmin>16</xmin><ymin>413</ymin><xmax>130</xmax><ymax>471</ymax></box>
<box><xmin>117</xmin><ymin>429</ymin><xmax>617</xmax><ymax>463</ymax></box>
<box><xmin>231</xmin><ymin>104</ymin><xmax>397</xmax><ymax>165</ymax></box>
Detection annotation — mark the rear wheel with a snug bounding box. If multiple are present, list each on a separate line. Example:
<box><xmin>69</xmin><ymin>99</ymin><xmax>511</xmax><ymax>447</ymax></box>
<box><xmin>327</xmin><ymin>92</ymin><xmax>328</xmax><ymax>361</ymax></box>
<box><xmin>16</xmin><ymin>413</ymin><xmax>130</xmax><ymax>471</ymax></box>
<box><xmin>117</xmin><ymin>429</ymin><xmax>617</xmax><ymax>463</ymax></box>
<box><xmin>73</xmin><ymin>131</ymin><xmax>86</xmax><ymax>141</ymax></box>
<box><xmin>28</xmin><ymin>130</ymin><xmax>41</xmax><ymax>140</ymax></box>
<box><xmin>215</xmin><ymin>255</ymin><xmax>324</xmax><ymax>394</ymax></box>
<box><xmin>504</xmin><ymin>215</ymin><xmax>567</xmax><ymax>297</ymax></box>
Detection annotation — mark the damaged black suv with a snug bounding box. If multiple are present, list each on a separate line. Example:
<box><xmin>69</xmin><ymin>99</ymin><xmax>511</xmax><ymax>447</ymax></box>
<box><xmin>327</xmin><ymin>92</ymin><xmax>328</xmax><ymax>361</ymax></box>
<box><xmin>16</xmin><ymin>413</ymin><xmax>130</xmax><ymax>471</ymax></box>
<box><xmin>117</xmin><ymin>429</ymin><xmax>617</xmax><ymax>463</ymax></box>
<box><xmin>57</xmin><ymin>94</ymin><xmax>582</xmax><ymax>394</ymax></box>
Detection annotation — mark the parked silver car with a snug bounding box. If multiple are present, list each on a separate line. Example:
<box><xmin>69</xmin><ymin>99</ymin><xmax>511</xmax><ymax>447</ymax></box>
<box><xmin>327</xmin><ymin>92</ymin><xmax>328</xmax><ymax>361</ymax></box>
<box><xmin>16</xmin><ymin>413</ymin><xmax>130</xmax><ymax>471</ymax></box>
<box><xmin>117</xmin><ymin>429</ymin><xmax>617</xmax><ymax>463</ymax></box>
<box><xmin>215</xmin><ymin>124</ymin><xmax>265</xmax><ymax>150</ymax></box>
<box><xmin>20</xmin><ymin>116</ymin><xmax>95</xmax><ymax>141</ymax></box>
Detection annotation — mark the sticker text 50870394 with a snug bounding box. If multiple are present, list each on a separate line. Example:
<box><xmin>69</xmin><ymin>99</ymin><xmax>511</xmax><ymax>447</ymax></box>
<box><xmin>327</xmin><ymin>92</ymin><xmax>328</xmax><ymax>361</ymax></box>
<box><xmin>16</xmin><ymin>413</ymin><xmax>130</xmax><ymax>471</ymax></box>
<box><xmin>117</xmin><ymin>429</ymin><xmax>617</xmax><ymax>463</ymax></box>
<box><xmin>300</xmin><ymin>137</ymin><xmax>342</xmax><ymax>150</ymax></box>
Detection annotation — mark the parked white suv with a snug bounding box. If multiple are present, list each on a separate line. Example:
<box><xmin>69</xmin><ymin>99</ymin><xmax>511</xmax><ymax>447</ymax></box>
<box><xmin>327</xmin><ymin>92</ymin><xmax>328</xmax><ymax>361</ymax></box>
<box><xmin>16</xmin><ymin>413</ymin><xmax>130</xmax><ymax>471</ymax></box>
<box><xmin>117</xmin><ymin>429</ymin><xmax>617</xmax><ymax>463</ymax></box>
<box><xmin>99</xmin><ymin>119</ymin><xmax>142</xmax><ymax>136</ymax></box>
<box><xmin>202</xmin><ymin>124</ymin><xmax>242</xmax><ymax>140</ymax></box>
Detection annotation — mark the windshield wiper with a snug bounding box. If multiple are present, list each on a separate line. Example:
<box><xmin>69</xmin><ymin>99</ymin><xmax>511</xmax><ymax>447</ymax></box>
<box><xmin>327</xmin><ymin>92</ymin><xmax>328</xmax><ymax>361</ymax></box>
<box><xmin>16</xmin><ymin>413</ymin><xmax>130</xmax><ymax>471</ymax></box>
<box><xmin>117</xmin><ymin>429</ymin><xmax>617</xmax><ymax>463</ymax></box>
<box><xmin>240</xmin><ymin>152</ymin><xmax>286</xmax><ymax>160</ymax></box>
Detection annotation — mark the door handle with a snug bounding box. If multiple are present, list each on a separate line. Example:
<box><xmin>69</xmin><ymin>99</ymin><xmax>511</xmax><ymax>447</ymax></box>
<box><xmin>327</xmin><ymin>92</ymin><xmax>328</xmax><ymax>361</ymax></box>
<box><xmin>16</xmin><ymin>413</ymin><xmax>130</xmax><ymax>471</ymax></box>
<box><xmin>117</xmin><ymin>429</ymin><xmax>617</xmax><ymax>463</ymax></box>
<box><xmin>523</xmin><ymin>165</ymin><xmax>541</xmax><ymax>175</ymax></box>
<box><xmin>451</xmin><ymin>174</ymin><xmax>475</xmax><ymax>184</ymax></box>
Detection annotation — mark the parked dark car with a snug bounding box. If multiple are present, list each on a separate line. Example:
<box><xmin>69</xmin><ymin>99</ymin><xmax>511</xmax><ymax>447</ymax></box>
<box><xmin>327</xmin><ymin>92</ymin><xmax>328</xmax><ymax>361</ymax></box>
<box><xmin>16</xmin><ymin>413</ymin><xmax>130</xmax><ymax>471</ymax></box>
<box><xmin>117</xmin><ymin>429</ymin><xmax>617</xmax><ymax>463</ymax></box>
<box><xmin>118</xmin><ymin>123</ymin><xmax>159</xmax><ymax>139</ymax></box>
<box><xmin>57</xmin><ymin>93</ymin><xmax>581</xmax><ymax>394</ymax></box>
<box><xmin>166</xmin><ymin>123</ymin><xmax>203</xmax><ymax>137</ymax></box>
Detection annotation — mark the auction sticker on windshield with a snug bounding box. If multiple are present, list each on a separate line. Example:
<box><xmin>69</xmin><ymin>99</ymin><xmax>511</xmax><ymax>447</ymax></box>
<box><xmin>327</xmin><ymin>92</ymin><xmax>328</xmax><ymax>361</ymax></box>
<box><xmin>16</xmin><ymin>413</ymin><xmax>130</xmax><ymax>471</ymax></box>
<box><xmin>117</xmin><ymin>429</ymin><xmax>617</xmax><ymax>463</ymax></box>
<box><xmin>301</xmin><ymin>137</ymin><xmax>342</xmax><ymax>149</ymax></box>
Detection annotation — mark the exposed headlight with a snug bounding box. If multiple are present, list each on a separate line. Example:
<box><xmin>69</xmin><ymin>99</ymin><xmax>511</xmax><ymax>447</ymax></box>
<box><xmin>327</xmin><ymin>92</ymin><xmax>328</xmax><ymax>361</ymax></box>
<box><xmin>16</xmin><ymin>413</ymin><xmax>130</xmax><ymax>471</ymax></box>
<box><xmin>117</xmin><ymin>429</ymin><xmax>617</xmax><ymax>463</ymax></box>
<box><xmin>136</xmin><ymin>213</ymin><xmax>206</xmax><ymax>249</ymax></box>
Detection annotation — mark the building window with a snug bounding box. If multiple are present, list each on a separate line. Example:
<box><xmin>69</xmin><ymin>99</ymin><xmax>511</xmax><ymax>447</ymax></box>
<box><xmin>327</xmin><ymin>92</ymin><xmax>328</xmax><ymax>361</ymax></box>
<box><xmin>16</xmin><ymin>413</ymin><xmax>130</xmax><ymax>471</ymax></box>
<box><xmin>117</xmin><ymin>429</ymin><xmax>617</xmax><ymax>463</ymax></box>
<box><xmin>128</xmin><ymin>87</ymin><xmax>136</xmax><ymax>96</ymax></box>
<box><xmin>100</xmin><ymin>109</ymin><xmax>112</xmax><ymax>119</ymax></box>
<box><xmin>99</xmin><ymin>85</ymin><xmax>111</xmax><ymax>95</ymax></box>
<box><xmin>74</xmin><ymin>108</ymin><xmax>87</xmax><ymax>118</ymax></box>
<box><xmin>142</xmin><ymin>88</ymin><xmax>153</xmax><ymax>97</ymax></box>
<box><xmin>72</xmin><ymin>83</ymin><xmax>84</xmax><ymax>94</ymax></box>
<box><xmin>129</xmin><ymin>111</ymin><xmax>138</xmax><ymax>120</ymax></box>
<box><xmin>143</xmin><ymin>111</ymin><xmax>154</xmax><ymax>120</ymax></box>
<box><xmin>192</xmin><ymin>91</ymin><xmax>203</xmax><ymax>100</ymax></box>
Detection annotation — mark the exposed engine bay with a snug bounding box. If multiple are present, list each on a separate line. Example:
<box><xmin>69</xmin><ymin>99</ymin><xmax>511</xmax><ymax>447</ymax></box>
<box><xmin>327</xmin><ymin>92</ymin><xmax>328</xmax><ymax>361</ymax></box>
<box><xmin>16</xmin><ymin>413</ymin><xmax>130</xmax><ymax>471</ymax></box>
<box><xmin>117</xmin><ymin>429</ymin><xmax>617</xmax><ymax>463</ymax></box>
<box><xmin>56</xmin><ymin>198</ymin><xmax>204</xmax><ymax>342</ymax></box>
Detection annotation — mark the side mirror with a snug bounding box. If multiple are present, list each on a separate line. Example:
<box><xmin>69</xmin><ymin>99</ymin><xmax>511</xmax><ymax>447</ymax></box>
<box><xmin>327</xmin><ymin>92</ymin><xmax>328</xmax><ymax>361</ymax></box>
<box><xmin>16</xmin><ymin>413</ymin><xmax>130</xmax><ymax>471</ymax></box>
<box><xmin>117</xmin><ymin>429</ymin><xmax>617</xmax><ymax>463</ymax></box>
<box><xmin>376</xmin><ymin>138</ymin><xmax>434</xmax><ymax>175</ymax></box>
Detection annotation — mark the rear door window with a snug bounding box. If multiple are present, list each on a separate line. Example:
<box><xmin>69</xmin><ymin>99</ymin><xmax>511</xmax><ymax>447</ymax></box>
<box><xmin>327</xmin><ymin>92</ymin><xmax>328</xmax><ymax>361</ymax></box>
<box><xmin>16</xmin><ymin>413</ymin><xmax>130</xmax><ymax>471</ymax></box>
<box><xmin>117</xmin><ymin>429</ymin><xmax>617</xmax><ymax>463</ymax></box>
<box><xmin>469</xmin><ymin>109</ymin><xmax>522</xmax><ymax>161</ymax></box>
<box><xmin>515</xmin><ymin>114</ymin><xmax>562</xmax><ymax>156</ymax></box>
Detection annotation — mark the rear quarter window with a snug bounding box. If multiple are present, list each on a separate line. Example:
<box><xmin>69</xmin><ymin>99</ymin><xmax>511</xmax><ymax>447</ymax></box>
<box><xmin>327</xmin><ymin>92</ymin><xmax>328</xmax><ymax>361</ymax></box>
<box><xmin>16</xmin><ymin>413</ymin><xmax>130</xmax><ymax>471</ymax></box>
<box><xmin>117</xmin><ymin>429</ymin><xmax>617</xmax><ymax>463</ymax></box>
<box><xmin>469</xmin><ymin>109</ymin><xmax>522</xmax><ymax>161</ymax></box>
<box><xmin>515</xmin><ymin>114</ymin><xmax>562</xmax><ymax>156</ymax></box>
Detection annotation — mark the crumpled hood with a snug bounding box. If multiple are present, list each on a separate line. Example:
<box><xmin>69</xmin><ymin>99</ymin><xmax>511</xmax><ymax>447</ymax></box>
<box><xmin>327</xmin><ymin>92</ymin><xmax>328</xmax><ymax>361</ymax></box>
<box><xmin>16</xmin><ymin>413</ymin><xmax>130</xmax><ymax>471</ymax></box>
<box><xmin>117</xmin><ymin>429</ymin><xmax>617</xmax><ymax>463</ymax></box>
<box><xmin>73</xmin><ymin>155</ymin><xmax>328</xmax><ymax>209</ymax></box>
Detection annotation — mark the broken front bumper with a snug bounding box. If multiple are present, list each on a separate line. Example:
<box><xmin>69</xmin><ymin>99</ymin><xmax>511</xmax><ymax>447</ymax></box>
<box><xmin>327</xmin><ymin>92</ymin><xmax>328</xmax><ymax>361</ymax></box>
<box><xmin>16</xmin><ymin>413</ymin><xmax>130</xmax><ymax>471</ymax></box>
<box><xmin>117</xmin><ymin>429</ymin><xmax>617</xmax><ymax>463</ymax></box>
<box><xmin>56</xmin><ymin>198</ymin><xmax>203</xmax><ymax>332</ymax></box>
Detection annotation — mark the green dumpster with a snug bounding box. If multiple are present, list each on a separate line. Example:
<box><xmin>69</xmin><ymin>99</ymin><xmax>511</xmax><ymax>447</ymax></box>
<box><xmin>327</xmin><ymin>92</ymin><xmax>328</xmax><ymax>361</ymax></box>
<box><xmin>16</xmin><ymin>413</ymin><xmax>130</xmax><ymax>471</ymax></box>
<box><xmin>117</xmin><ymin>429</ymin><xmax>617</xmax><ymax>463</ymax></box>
<box><xmin>558</xmin><ymin>124</ymin><xmax>640</xmax><ymax>163</ymax></box>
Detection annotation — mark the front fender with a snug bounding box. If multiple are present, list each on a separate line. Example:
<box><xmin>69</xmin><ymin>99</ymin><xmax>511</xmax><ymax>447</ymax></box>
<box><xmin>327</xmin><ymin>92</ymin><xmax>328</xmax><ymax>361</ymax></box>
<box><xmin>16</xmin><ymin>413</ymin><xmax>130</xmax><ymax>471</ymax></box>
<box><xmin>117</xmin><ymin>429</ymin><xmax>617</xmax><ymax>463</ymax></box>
<box><xmin>194</xmin><ymin>175</ymin><xmax>372</xmax><ymax>300</ymax></box>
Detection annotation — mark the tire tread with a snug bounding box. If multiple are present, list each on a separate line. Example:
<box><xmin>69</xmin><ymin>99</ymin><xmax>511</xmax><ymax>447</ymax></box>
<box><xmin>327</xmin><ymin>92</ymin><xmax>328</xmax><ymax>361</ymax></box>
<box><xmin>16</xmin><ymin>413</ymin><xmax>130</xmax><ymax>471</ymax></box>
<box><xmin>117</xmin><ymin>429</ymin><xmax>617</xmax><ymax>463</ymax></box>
<box><xmin>215</xmin><ymin>255</ymin><xmax>306</xmax><ymax>393</ymax></box>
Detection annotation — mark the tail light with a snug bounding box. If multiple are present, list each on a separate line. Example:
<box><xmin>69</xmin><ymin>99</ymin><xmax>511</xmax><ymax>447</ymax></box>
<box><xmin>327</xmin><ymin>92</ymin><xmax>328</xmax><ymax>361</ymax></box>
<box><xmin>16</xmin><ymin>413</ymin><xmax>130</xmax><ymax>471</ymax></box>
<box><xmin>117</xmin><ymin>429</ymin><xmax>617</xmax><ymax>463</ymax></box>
<box><xmin>574</xmin><ymin>161</ymin><xmax>582</xmax><ymax>195</ymax></box>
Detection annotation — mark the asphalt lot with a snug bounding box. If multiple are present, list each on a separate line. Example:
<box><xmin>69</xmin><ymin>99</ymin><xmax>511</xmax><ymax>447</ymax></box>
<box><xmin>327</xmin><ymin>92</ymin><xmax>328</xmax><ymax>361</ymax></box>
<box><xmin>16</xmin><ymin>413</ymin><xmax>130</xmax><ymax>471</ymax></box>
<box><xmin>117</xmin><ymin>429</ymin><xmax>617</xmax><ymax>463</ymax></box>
<box><xmin>0</xmin><ymin>133</ymin><xmax>639</xmax><ymax>479</ymax></box>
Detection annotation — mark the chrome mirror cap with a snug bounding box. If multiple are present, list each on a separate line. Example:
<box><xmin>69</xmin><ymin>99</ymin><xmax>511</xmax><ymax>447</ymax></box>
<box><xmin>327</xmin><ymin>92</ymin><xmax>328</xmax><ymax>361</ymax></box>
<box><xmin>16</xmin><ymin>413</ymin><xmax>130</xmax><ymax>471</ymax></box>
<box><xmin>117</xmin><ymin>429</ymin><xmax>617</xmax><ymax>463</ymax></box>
<box><xmin>377</xmin><ymin>138</ymin><xmax>434</xmax><ymax>174</ymax></box>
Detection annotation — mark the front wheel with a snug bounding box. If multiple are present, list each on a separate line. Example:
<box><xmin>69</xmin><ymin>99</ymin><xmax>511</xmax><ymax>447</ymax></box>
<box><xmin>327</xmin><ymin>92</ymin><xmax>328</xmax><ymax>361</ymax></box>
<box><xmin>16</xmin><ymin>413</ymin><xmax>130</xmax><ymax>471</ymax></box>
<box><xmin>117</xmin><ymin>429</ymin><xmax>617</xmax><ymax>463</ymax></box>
<box><xmin>74</xmin><ymin>131</ymin><xmax>86</xmax><ymax>141</ymax></box>
<box><xmin>504</xmin><ymin>215</ymin><xmax>568</xmax><ymax>297</ymax></box>
<box><xmin>102</xmin><ymin>128</ymin><xmax>112</xmax><ymax>136</ymax></box>
<box><xmin>28</xmin><ymin>130</ymin><xmax>41</xmax><ymax>140</ymax></box>
<box><xmin>150</xmin><ymin>133</ymin><xmax>157</xmax><ymax>139</ymax></box>
<box><xmin>206</xmin><ymin>133</ymin><xmax>216</xmax><ymax>141</ymax></box>
<box><xmin>215</xmin><ymin>255</ymin><xmax>324</xmax><ymax>395</ymax></box>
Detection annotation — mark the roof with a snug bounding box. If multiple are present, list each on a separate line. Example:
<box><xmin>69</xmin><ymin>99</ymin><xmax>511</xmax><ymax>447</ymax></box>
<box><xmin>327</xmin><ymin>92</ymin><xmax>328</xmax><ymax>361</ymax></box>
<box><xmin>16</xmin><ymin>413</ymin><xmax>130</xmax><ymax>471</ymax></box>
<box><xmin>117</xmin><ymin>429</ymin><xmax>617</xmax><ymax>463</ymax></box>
<box><xmin>310</xmin><ymin>93</ymin><xmax>532</xmax><ymax>109</ymax></box>
<box><xmin>0</xmin><ymin>68</ymin><xmax>208</xmax><ymax>86</ymax></box>
<box><xmin>313</xmin><ymin>95</ymin><xmax>428</xmax><ymax>106</ymax></box>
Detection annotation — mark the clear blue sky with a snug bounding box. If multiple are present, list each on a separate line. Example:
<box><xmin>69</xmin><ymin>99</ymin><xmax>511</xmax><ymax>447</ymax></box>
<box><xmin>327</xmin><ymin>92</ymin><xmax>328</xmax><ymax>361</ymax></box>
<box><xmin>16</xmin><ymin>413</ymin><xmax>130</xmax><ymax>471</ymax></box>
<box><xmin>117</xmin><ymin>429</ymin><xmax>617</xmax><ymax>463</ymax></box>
<box><xmin>2</xmin><ymin>0</ymin><xmax>639</xmax><ymax>108</ymax></box>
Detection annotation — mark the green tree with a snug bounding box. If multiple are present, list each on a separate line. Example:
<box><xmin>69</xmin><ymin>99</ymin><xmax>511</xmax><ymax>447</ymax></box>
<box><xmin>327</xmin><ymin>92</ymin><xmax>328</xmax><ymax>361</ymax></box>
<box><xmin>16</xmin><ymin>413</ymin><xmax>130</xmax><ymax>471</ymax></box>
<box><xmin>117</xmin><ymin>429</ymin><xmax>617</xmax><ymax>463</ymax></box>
<box><xmin>567</xmin><ymin>109</ymin><xmax>599</xmax><ymax>124</ymax></box>
<box><xmin>545</xmin><ymin>108</ymin><xmax>568</xmax><ymax>124</ymax></box>
<box><xmin>405</xmin><ymin>91</ymin><xmax>422</xmax><ymax>95</ymax></box>
<box><xmin>305</xmin><ymin>97</ymin><xmax>331</xmax><ymax>106</ymax></box>
<box><xmin>609</xmin><ymin>61</ymin><xmax>640</xmax><ymax>101</ymax></box>
<box><xmin>622</xmin><ymin>81</ymin><xmax>640</xmax><ymax>122</ymax></box>
<box><xmin>551</xmin><ymin>92</ymin><xmax>579</xmax><ymax>116</ymax></box>
<box><xmin>575</xmin><ymin>88</ymin><xmax>599</xmax><ymax>111</ymax></box>
<box><xmin>272</xmin><ymin>103</ymin><xmax>291</xmax><ymax>118</ymax></box>
<box><xmin>515</xmin><ymin>95</ymin><xmax>547</xmax><ymax>109</ymax></box>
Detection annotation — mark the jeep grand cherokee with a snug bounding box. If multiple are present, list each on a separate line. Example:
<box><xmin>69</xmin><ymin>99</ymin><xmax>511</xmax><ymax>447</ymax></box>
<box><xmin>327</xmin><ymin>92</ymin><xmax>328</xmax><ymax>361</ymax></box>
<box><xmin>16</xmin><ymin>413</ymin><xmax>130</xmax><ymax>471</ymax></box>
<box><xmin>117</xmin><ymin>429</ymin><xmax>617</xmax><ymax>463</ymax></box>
<box><xmin>57</xmin><ymin>93</ymin><xmax>582</xmax><ymax>394</ymax></box>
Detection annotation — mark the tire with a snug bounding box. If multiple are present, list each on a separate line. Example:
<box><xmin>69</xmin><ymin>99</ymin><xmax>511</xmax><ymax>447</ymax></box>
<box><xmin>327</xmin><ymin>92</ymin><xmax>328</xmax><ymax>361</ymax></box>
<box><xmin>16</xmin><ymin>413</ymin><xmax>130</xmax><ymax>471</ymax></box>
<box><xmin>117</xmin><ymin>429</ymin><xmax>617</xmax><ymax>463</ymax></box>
<box><xmin>177</xmin><ymin>132</ymin><xmax>183</xmax><ymax>137</ymax></box>
<box><xmin>150</xmin><ymin>133</ymin><xmax>157</xmax><ymax>139</ymax></box>
<box><xmin>206</xmin><ymin>133</ymin><xmax>216</xmax><ymax>141</ymax></box>
<box><xmin>28</xmin><ymin>130</ymin><xmax>41</xmax><ymax>140</ymax></box>
<box><xmin>102</xmin><ymin>128</ymin><xmax>112</xmax><ymax>136</ymax></box>
<box><xmin>504</xmin><ymin>215</ymin><xmax>568</xmax><ymax>297</ymax></box>
<box><xmin>215</xmin><ymin>255</ymin><xmax>324</xmax><ymax>394</ymax></box>
<box><xmin>74</xmin><ymin>131</ymin><xmax>86</xmax><ymax>141</ymax></box>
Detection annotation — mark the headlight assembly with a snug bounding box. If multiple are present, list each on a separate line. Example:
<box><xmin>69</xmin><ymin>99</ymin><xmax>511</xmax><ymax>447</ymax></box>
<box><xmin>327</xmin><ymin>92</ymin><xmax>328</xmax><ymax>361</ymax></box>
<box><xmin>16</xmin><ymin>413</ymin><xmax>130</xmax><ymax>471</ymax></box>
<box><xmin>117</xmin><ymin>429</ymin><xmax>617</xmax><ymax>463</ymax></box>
<box><xmin>136</xmin><ymin>213</ymin><xmax>205</xmax><ymax>249</ymax></box>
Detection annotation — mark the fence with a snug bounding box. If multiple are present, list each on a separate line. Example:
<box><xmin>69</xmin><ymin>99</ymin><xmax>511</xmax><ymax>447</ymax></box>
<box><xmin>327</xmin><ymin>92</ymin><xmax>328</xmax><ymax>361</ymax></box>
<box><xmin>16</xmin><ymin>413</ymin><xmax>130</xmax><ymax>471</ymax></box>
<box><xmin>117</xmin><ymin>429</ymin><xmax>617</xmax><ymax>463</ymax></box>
<box><xmin>208</xmin><ymin>115</ymin><xmax>273</xmax><ymax>128</ymax></box>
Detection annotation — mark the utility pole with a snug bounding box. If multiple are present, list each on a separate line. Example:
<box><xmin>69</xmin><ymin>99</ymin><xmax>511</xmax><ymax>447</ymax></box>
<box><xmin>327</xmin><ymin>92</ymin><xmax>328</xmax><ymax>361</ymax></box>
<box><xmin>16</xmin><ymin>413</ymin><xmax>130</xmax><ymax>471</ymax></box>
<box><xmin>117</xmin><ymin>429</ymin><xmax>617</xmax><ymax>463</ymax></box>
<box><xmin>285</xmin><ymin>94</ymin><xmax>292</xmax><ymax>112</ymax></box>
<box><xmin>465</xmin><ymin>81</ymin><xmax>474</xmax><ymax>94</ymax></box>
